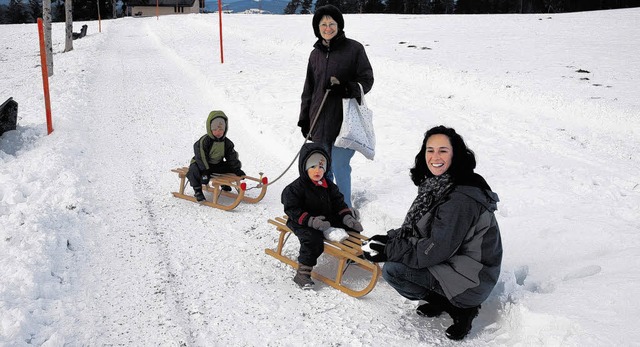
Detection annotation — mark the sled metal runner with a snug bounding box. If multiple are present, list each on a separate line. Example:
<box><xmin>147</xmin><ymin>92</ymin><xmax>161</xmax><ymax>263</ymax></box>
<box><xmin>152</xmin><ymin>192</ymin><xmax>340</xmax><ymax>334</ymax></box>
<box><xmin>171</xmin><ymin>167</ymin><xmax>268</xmax><ymax>211</ymax></box>
<box><xmin>266</xmin><ymin>216</ymin><xmax>381</xmax><ymax>297</ymax></box>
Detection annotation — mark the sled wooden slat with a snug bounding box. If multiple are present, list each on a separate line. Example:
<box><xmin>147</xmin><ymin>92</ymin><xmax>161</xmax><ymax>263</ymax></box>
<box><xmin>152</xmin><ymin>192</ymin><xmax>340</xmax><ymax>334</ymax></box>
<box><xmin>265</xmin><ymin>216</ymin><xmax>381</xmax><ymax>298</ymax></box>
<box><xmin>171</xmin><ymin>167</ymin><xmax>268</xmax><ymax>211</ymax></box>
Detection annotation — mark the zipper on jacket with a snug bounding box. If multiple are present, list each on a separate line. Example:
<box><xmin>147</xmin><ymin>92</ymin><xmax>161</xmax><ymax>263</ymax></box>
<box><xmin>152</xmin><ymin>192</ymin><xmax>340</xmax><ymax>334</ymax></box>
<box><xmin>323</xmin><ymin>48</ymin><xmax>331</xmax><ymax>87</ymax></box>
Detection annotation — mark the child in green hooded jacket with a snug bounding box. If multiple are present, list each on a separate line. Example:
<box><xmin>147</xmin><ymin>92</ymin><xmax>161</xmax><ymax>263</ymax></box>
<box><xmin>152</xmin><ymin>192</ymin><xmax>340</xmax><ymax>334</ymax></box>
<box><xmin>186</xmin><ymin>111</ymin><xmax>245</xmax><ymax>202</ymax></box>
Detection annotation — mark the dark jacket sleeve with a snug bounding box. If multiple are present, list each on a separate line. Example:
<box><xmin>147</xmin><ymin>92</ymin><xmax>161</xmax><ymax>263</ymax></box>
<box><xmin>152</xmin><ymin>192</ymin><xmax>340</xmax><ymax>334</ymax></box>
<box><xmin>385</xmin><ymin>194</ymin><xmax>480</xmax><ymax>269</ymax></box>
<box><xmin>344</xmin><ymin>43</ymin><xmax>374</xmax><ymax>100</ymax></box>
<box><xmin>328</xmin><ymin>182</ymin><xmax>349</xmax><ymax>216</ymax></box>
<box><xmin>282</xmin><ymin>180</ymin><xmax>311</xmax><ymax>227</ymax></box>
<box><xmin>224</xmin><ymin>138</ymin><xmax>242</xmax><ymax>172</ymax></box>
<box><xmin>193</xmin><ymin>135</ymin><xmax>210</xmax><ymax>172</ymax></box>
<box><xmin>298</xmin><ymin>60</ymin><xmax>314</xmax><ymax>137</ymax></box>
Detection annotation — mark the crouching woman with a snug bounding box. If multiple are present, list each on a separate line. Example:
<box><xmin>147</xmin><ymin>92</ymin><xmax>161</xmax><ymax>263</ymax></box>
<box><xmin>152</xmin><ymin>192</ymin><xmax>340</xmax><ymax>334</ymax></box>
<box><xmin>363</xmin><ymin>125</ymin><xmax>502</xmax><ymax>340</ymax></box>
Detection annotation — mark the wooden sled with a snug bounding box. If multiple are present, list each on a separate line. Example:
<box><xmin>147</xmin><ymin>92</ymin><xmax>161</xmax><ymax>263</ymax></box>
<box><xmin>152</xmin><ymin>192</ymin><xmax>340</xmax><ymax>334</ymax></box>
<box><xmin>171</xmin><ymin>166</ymin><xmax>268</xmax><ymax>211</ymax></box>
<box><xmin>265</xmin><ymin>216</ymin><xmax>381</xmax><ymax>298</ymax></box>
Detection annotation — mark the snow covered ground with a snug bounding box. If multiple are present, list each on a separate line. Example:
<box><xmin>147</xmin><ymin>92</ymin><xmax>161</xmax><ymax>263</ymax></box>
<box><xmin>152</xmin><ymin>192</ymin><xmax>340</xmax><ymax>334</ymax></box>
<box><xmin>1</xmin><ymin>8</ymin><xmax>639</xmax><ymax>346</ymax></box>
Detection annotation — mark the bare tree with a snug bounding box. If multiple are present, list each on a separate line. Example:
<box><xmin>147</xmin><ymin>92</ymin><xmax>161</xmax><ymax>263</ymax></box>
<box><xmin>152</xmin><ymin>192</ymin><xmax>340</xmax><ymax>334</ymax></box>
<box><xmin>43</xmin><ymin>0</ymin><xmax>53</xmax><ymax>76</ymax></box>
<box><xmin>64</xmin><ymin>0</ymin><xmax>72</xmax><ymax>52</ymax></box>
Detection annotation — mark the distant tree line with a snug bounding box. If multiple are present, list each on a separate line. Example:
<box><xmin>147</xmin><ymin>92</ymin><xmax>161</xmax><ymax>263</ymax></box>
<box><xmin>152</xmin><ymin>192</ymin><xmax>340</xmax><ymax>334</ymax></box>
<box><xmin>284</xmin><ymin>0</ymin><xmax>640</xmax><ymax>14</ymax></box>
<box><xmin>0</xmin><ymin>0</ymin><xmax>116</xmax><ymax>24</ymax></box>
<box><xmin>2</xmin><ymin>0</ymin><xmax>639</xmax><ymax>23</ymax></box>
<box><xmin>456</xmin><ymin>0</ymin><xmax>640</xmax><ymax>13</ymax></box>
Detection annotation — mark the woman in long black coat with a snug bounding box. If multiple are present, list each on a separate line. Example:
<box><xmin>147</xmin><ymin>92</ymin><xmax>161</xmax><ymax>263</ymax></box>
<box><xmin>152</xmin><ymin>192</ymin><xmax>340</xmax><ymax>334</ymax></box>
<box><xmin>297</xmin><ymin>4</ymin><xmax>374</xmax><ymax>209</ymax></box>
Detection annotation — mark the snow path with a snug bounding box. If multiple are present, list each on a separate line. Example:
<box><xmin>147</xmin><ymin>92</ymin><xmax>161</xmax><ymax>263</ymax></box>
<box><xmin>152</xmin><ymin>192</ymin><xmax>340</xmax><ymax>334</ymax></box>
<box><xmin>2</xmin><ymin>11</ymin><xmax>640</xmax><ymax>346</ymax></box>
<box><xmin>53</xmin><ymin>19</ymin><xmax>426</xmax><ymax>346</ymax></box>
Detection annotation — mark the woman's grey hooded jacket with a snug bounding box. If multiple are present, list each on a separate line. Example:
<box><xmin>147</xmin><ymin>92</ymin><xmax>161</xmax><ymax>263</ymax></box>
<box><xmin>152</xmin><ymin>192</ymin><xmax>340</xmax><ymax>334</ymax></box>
<box><xmin>385</xmin><ymin>184</ymin><xmax>503</xmax><ymax>308</ymax></box>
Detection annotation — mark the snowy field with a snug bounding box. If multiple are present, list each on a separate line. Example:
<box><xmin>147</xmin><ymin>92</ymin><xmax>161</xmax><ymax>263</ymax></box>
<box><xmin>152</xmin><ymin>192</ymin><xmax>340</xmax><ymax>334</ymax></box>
<box><xmin>1</xmin><ymin>8</ymin><xmax>639</xmax><ymax>346</ymax></box>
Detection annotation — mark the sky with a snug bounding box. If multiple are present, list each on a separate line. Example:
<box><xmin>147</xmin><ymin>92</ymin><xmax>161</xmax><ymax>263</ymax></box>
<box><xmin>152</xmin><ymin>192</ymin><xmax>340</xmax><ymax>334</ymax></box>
<box><xmin>1</xmin><ymin>8</ymin><xmax>639</xmax><ymax>346</ymax></box>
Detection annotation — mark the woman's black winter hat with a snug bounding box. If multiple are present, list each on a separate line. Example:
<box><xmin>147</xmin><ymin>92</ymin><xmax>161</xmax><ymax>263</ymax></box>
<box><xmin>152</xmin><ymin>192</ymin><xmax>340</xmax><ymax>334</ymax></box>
<box><xmin>312</xmin><ymin>5</ymin><xmax>344</xmax><ymax>39</ymax></box>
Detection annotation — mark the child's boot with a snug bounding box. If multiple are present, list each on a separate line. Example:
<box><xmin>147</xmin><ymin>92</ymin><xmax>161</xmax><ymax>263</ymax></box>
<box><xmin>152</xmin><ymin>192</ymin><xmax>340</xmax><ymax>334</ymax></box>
<box><xmin>293</xmin><ymin>263</ymin><xmax>314</xmax><ymax>289</ymax></box>
<box><xmin>444</xmin><ymin>304</ymin><xmax>480</xmax><ymax>340</ymax></box>
<box><xmin>193</xmin><ymin>187</ymin><xmax>205</xmax><ymax>202</ymax></box>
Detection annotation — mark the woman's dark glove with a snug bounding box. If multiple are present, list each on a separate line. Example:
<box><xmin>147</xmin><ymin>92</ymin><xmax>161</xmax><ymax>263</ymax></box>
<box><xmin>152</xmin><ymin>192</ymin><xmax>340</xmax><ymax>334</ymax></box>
<box><xmin>327</xmin><ymin>76</ymin><xmax>349</xmax><ymax>97</ymax></box>
<box><xmin>369</xmin><ymin>234</ymin><xmax>389</xmax><ymax>244</ymax></box>
<box><xmin>328</xmin><ymin>83</ymin><xmax>347</xmax><ymax>97</ymax></box>
<box><xmin>201</xmin><ymin>174</ymin><xmax>210</xmax><ymax>185</ymax></box>
<box><xmin>235</xmin><ymin>169</ymin><xmax>246</xmax><ymax>177</ymax></box>
<box><xmin>298</xmin><ymin>120</ymin><xmax>310</xmax><ymax>138</ymax></box>
<box><xmin>362</xmin><ymin>239</ymin><xmax>387</xmax><ymax>263</ymax></box>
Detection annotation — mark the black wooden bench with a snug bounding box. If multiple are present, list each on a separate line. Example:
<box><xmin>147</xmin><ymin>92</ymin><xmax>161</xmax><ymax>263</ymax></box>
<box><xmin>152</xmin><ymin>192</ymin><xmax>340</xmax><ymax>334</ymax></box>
<box><xmin>72</xmin><ymin>25</ymin><xmax>88</xmax><ymax>40</ymax></box>
<box><xmin>0</xmin><ymin>97</ymin><xmax>18</xmax><ymax>136</ymax></box>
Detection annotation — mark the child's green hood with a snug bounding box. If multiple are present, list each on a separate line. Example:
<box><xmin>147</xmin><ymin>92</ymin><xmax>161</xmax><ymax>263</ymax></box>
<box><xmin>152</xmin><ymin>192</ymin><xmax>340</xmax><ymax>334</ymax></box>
<box><xmin>206</xmin><ymin>110</ymin><xmax>228</xmax><ymax>139</ymax></box>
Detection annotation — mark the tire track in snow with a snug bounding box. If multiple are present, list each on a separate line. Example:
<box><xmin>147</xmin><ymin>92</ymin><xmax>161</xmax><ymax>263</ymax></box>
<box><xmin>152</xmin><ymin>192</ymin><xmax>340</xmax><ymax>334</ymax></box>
<box><xmin>60</xmin><ymin>19</ymin><xmax>212</xmax><ymax>345</ymax></box>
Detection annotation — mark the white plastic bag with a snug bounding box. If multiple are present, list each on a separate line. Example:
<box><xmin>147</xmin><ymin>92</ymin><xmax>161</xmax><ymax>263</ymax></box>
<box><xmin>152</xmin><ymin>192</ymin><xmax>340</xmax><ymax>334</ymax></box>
<box><xmin>323</xmin><ymin>227</ymin><xmax>349</xmax><ymax>242</ymax></box>
<box><xmin>334</xmin><ymin>83</ymin><xmax>376</xmax><ymax>160</ymax></box>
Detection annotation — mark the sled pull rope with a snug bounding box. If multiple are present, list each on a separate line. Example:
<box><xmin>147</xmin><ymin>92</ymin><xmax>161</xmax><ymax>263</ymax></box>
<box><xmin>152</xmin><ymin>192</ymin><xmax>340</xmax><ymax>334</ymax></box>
<box><xmin>266</xmin><ymin>81</ymin><xmax>336</xmax><ymax>186</ymax></box>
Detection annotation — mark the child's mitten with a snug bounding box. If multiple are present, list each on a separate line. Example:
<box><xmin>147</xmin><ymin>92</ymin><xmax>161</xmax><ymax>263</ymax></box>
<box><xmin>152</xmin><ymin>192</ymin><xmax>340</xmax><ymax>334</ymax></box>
<box><xmin>342</xmin><ymin>214</ymin><xmax>363</xmax><ymax>232</ymax></box>
<box><xmin>308</xmin><ymin>216</ymin><xmax>331</xmax><ymax>231</ymax></box>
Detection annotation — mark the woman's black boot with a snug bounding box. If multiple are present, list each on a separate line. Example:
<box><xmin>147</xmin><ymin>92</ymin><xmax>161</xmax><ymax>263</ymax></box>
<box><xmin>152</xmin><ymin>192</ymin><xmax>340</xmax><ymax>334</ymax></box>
<box><xmin>444</xmin><ymin>305</ymin><xmax>480</xmax><ymax>340</ymax></box>
<box><xmin>416</xmin><ymin>292</ymin><xmax>448</xmax><ymax>318</ymax></box>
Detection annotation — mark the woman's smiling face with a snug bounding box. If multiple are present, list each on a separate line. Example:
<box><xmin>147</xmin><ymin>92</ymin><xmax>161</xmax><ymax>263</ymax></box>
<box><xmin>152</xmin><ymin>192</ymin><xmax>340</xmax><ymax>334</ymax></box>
<box><xmin>425</xmin><ymin>134</ymin><xmax>453</xmax><ymax>176</ymax></box>
<box><xmin>318</xmin><ymin>15</ymin><xmax>338</xmax><ymax>41</ymax></box>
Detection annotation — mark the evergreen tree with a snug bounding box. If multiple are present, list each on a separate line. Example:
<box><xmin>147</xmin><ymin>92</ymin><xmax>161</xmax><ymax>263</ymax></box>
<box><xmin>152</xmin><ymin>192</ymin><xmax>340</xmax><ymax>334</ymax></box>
<box><xmin>385</xmin><ymin>0</ymin><xmax>403</xmax><ymax>13</ymax></box>
<box><xmin>53</xmin><ymin>0</ymin><xmax>65</xmax><ymax>21</ymax></box>
<box><xmin>340</xmin><ymin>0</ymin><xmax>360</xmax><ymax>13</ymax></box>
<box><xmin>300</xmin><ymin>0</ymin><xmax>312</xmax><ymax>13</ymax></box>
<box><xmin>0</xmin><ymin>5</ymin><xmax>6</xmax><ymax>23</ymax></box>
<box><xmin>429</xmin><ymin>0</ymin><xmax>455</xmax><ymax>13</ymax></box>
<box><xmin>363</xmin><ymin>0</ymin><xmax>384</xmax><ymax>12</ymax></box>
<box><xmin>28</xmin><ymin>0</ymin><xmax>41</xmax><ymax>21</ymax></box>
<box><xmin>7</xmin><ymin>0</ymin><xmax>29</xmax><ymax>23</ymax></box>
<box><xmin>454</xmin><ymin>0</ymin><xmax>471</xmax><ymax>13</ymax></box>
<box><xmin>73</xmin><ymin>0</ymin><xmax>112</xmax><ymax>20</ymax></box>
<box><xmin>502</xmin><ymin>0</ymin><xmax>521</xmax><ymax>13</ymax></box>
<box><xmin>314</xmin><ymin>0</ymin><xmax>339</xmax><ymax>11</ymax></box>
<box><xmin>543</xmin><ymin>0</ymin><xmax>565</xmax><ymax>12</ymax></box>
<box><xmin>314</xmin><ymin>0</ymin><xmax>329</xmax><ymax>9</ymax></box>
<box><xmin>284</xmin><ymin>0</ymin><xmax>300</xmax><ymax>13</ymax></box>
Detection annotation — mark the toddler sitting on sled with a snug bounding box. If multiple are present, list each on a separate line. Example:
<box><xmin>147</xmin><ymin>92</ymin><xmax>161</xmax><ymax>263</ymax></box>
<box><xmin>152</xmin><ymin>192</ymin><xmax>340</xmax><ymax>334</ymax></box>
<box><xmin>186</xmin><ymin>110</ymin><xmax>245</xmax><ymax>202</ymax></box>
<box><xmin>281</xmin><ymin>142</ymin><xmax>363</xmax><ymax>289</ymax></box>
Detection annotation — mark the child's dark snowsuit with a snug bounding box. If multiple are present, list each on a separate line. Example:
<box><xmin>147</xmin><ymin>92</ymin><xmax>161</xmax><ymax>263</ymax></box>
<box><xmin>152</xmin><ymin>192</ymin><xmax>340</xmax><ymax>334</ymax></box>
<box><xmin>281</xmin><ymin>142</ymin><xmax>355</xmax><ymax>267</ymax></box>
<box><xmin>187</xmin><ymin>111</ymin><xmax>244</xmax><ymax>188</ymax></box>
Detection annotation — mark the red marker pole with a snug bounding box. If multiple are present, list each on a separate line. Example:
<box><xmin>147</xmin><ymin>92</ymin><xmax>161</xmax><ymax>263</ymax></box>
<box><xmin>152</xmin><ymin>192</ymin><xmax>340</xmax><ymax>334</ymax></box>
<box><xmin>37</xmin><ymin>18</ymin><xmax>53</xmax><ymax>135</ymax></box>
<box><xmin>218</xmin><ymin>0</ymin><xmax>224</xmax><ymax>63</ymax></box>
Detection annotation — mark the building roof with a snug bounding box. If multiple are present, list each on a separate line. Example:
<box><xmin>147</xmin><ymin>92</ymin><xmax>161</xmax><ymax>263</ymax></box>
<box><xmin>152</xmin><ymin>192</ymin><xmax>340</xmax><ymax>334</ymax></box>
<box><xmin>128</xmin><ymin>0</ymin><xmax>197</xmax><ymax>7</ymax></box>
